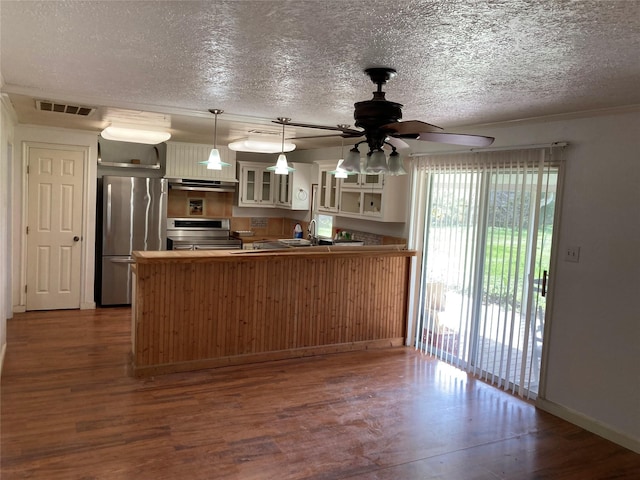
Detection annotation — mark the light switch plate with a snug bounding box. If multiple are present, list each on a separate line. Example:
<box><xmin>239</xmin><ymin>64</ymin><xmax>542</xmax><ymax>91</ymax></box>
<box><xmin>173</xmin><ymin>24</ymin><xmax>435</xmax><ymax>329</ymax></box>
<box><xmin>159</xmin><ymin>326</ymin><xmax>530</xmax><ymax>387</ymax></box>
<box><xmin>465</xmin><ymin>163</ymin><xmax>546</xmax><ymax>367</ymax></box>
<box><xmin>565</xmin><ymin>245</ymin><xmax>580</xmax><ymax>262</ymax></box>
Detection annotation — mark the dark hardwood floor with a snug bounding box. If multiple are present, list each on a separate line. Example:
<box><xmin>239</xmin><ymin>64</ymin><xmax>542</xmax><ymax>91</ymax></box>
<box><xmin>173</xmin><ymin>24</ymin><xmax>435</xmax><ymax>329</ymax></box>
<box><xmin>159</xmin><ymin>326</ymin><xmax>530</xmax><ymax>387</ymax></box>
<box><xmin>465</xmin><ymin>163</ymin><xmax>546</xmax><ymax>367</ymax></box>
<box><xmin>1</xmin><ymin>308</ymin><xmax>638</xmax><ymax>479</ymax></box>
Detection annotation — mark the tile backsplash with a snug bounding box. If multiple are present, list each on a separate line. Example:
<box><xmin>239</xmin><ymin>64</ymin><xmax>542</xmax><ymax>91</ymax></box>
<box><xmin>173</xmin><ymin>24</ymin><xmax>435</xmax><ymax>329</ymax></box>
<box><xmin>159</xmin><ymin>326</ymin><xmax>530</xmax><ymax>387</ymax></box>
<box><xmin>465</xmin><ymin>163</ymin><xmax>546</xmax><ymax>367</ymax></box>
<box><xmin>167</xmin><ymin>190</ymin><xmax>233</xmax><ymax>218</ymax></box>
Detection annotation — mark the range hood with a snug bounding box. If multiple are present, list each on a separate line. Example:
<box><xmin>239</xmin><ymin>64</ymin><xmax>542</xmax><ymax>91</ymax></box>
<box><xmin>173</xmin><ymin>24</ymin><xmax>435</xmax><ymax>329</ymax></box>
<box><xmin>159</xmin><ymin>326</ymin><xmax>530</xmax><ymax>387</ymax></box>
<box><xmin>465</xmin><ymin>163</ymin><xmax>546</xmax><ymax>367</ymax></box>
<box><xmin>167</xmin><ymin>178</ymin><xmax>236</xmax><ymax>193</ymax></box>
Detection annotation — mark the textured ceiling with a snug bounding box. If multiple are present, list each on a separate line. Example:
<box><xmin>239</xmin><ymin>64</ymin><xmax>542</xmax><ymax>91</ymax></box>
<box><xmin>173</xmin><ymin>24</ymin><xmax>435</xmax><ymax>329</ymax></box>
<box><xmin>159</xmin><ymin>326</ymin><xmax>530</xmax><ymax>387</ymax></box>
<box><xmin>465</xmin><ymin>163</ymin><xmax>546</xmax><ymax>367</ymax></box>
<box><xmin>1</xmin><ymin>0</ymin><xmax>639</xmax><ymax>148</ymax></box>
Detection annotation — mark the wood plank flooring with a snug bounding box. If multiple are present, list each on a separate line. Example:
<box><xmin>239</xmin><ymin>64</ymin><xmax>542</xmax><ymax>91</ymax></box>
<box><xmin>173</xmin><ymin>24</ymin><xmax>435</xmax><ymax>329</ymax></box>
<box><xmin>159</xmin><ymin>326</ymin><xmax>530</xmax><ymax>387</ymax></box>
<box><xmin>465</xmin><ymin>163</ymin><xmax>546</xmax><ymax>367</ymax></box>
<box><xmin>2</xmin><ymin>308</ymin><xmax>639</xmax><ymax>479</ymax></box>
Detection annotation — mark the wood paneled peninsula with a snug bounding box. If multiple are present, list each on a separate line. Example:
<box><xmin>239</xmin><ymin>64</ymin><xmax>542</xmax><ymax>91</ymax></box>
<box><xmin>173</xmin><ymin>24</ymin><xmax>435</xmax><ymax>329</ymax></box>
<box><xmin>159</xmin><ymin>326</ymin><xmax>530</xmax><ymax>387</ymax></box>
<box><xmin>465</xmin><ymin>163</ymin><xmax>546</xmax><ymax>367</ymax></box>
<box><xmin>131</xmin><ymin>246</ymin><xmax>416</xmax><ymax>376</ymax></box>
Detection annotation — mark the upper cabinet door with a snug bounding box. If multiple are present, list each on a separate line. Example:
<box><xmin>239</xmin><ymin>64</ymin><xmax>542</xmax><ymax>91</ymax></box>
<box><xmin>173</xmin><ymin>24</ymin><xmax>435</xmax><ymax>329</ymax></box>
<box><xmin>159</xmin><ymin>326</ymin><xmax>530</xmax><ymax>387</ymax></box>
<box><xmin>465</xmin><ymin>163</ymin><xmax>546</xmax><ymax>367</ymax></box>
<box><xmin>238</xmin><ymin>163</ymin><xmax>275</xmax><ymax>207</ymax></box>
<box><xmin>318</xmin><ymin>167</ymin><xmax>339</xmax><ymax>212</ymax></box>
<box><xmin>165</xmin><ymin>142</ymin><xmax>237</xmax><ymax>182</ymax></box>
<box><xmin>341</xmin><ymin>172</ymin><xmax>384</xmax><ymax>189</ymax></box>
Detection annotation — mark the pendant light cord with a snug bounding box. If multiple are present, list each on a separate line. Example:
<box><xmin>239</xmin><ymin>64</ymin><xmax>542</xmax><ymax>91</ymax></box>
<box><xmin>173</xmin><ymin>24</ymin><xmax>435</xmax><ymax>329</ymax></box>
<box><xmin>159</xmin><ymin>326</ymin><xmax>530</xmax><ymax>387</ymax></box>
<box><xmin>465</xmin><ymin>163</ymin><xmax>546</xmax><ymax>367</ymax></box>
<box><xmin>281</xmin><ymin>122</ymin><xmax>285</xmax><ymax>154</ymax></box>
<box><xmin>214</xmin><ymin>112</ymin><xmax>218</xmax><ymax>149</ymax></box>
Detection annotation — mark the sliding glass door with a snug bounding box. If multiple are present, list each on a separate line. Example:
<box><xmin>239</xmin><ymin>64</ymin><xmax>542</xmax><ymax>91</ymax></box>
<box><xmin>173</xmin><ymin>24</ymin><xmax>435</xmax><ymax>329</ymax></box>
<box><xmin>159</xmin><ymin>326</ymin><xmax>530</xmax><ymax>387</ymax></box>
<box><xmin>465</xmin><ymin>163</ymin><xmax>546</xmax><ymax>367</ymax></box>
<box><xmin>413</xmin><ymin>148</ymin><xmax>562</xmax><ymax>399</ymax></box>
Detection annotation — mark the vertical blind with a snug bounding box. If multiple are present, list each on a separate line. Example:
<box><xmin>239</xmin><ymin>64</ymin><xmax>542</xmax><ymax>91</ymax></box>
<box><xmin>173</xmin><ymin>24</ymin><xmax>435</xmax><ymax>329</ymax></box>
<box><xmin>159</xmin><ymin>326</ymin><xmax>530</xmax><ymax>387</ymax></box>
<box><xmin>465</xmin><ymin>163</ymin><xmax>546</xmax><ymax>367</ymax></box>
<box><xmin>410</xmin><ymin>147</ymin><xmax>563</xmax><ymax>399</ymax></box>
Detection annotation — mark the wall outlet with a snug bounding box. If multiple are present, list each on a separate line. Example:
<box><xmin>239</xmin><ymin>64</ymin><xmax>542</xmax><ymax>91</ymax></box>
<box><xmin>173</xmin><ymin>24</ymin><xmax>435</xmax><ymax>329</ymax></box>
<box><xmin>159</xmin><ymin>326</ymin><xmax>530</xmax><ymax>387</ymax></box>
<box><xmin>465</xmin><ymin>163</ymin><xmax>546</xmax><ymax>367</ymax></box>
<box><xmin>565</xmin><ymin>245</ymin><xmax>581</xmax><ymax>263</ymax></box>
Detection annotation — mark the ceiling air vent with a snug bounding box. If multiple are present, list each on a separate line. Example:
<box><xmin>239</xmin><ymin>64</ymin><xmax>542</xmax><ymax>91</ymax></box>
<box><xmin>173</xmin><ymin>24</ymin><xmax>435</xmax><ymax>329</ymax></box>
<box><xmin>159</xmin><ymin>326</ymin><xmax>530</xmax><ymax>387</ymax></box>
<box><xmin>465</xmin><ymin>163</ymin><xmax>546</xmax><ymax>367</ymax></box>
<box><xmin>35</xmin><ymin>100</ymin><xmax>96</xmax><ymax>116</ymax></box>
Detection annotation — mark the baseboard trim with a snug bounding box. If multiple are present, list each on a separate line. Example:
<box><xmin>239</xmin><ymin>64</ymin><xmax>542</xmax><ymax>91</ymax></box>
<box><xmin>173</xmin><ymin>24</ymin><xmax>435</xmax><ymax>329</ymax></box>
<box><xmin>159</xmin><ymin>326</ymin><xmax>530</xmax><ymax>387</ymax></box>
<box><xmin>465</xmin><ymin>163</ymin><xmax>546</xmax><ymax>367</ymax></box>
<box><xmin>537</xmin><ymin>398</ymin><xmax>640</xmax><ymax>453</ymax></box>
<box><xmin>12</xmin><ymin>305</ymin><xmax>26</xmax><ymax>313</ymax></box>
<box><xmin>0</xmin><ymin>342</ymin><xmax>6</xmax><ymax>378</ymax></box>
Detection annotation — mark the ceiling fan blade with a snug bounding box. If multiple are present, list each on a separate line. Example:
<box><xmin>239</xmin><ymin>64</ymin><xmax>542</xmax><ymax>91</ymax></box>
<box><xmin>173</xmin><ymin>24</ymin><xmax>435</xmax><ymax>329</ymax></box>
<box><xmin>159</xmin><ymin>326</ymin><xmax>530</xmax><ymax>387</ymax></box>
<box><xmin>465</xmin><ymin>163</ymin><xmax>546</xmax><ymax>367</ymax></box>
<box><xmin>385</xmin><ymin>136</ymin><xmax>411</xmax><ymax>150</ymax></box>
<box><xmin>382</xmin><ymin>120</ymin><xmax>444</xmax><ymax>135</ymax></box>
<box><xmin>418</xmin><ymin>131</ymin><xmax>495</xmax><ymax>147</ymax></box>
<box><xmin>272</xmin><ymin>120</ymin><xmax>363</xmax><ymax>136</ymax></box>
<box><xmin>288</xmin><ymin>133</ymin><xmax>362</xmax><ymax>140</ymax></box>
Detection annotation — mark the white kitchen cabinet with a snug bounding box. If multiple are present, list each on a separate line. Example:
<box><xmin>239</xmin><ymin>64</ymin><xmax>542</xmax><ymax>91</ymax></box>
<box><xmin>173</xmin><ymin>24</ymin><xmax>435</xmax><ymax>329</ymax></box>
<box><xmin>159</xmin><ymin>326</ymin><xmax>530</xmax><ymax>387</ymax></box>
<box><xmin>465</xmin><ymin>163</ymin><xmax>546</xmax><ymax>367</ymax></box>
<box><xmin>165</xmin><ymin>142</ymin><xmax>237</xmax><ymax>182</ymax></box>
<box><xmin>340</xmin><ymin>171</ymin><xmax>384</xmax><ymax>189</ymax></box>
<box><xmin>338</xmin><ymin>174</ymin><xmax>409</xmax><ymax>222</ymax></box>
<box><xmin>316</xmin><ymin>162</ymin><xmax>340</xmax><ymax>213</ymax></box>
<box><xmin>238</xmin><ymin>162</ymin><xmax>275</xmax><ymax>207</ymax></box>
<box><xmin>274</xmin><ymin>163</ymin><xmax>312</xmax><ymax>210</ymax></box>
<box><xmin>239</xmin><ymin>161</ymin><xmax>311</xmax><ymax>210</ymax></box>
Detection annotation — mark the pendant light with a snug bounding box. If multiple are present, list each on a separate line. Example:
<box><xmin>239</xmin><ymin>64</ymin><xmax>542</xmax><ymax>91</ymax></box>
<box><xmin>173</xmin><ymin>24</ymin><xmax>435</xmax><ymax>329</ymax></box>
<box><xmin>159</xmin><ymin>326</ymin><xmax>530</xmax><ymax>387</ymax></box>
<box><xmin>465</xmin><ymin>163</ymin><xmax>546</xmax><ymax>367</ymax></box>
<box><xmin>330</xmin><ymin>131</ymin><xmax>354</xmax><ymax>178</ymax></box>
<box><xmin>267</xmin><ymin>117</ymin><xmax>295</xmax><ymax>175</ymax></box>
<box><xmin>199</xmin><ymin>109</ymin><xmax>231</xmax><ymax>170</ymax></box>
<box><xmin>332</xmin><ymin>159</ymin><xmax>348</xmax><ymax>179</ymax></box>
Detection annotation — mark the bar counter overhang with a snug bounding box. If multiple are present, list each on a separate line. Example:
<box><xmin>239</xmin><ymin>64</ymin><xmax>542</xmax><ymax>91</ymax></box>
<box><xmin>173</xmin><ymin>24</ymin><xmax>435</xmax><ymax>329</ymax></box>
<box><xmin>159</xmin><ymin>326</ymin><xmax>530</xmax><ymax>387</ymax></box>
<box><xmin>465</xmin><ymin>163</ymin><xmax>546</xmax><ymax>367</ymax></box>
<box><xmin>131</xmin><ymin>246</ymin><xmax>416</xmax><ymax>376</ymax></box>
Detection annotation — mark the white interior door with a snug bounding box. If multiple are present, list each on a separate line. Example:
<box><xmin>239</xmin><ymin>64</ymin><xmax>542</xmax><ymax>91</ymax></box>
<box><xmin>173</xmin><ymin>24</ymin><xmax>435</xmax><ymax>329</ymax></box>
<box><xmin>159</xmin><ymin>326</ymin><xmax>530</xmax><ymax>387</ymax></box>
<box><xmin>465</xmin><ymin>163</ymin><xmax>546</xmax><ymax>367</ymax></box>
<box><xmin>26</xmin><ymin>147</ymin><xmax>85</xmax><ymax>310</ymax></box>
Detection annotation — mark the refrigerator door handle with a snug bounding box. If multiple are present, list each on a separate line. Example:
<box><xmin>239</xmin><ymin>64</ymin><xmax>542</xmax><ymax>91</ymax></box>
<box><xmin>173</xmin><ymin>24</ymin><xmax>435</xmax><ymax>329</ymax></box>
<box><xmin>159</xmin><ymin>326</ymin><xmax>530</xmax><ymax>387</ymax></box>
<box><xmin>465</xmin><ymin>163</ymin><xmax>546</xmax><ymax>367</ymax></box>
<box><xmin>109</xmin><ymin>258</ymin><xmax>136</xmax><ymax>264</ymax></box>
<box><xmin>106</xmin><ymin>184</ymin><xmax>112</xmax><ymax>235</ymax></box>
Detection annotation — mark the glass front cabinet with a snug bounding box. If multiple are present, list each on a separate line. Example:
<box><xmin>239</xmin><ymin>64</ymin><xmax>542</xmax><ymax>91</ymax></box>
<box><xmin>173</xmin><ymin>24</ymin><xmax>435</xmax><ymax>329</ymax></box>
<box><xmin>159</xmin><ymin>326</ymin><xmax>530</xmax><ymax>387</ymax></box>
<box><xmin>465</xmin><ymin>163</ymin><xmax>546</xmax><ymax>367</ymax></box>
<box><xmin>238</xmin><ymin>161</ymin><xmax>311</xmax><ymax>210</ymax></box>
<box><xmin>338</xmin><ymin>173</ymin><xmax>408</xmax><ymax>222</ymax></box>
<box><xmin>238</xmin><ymin>162</ymin><xmax>274</xmax><ymax>207</ymax></box>
<box><xmin>313</xmin><ymin>160</ymin><xmax>409</xmax><ymax>222</ymax></box>
<box><xmin>317</xmin><ymin>164</ymin><xmax>340</xmax><ymax>213</ymax></box>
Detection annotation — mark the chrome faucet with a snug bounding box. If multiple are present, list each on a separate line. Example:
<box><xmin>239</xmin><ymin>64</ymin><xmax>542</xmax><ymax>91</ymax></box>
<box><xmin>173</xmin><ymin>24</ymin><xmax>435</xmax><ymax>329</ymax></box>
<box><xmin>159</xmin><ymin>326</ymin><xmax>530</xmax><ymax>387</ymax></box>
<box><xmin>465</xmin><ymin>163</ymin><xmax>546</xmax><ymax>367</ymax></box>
<box><xmin>308</xmin><ymin>219</ymin><xmax>317</xmax><ymax>244</ymax></box>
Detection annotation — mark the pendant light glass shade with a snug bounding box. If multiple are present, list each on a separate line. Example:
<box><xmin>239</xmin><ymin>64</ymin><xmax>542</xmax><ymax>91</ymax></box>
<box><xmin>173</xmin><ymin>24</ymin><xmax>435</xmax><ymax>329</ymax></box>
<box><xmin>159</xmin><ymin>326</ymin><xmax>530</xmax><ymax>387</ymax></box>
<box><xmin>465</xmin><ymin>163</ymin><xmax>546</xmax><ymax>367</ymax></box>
<box><xmin>267</xmin><ymin>118</ymin><xmax>295</xmax><ymax>175</ymax></box>
<box><xmin>331</xmin><ymin>137</ymin><xmax>352</xmax><ymax>178</ymax></box>
<box><xmin>386</xmin><ymin>150</ymin><xmax>407</xmax><ymax>176</ymax></box>
<box><xmin>332</xmin><ymin>159</ymin><xmax>348</xmax><ymax>178</ymax></box>
<box><xmin>341</xmin><ymin>147</ymin><xmax>362</xmax><ymax>173</ymax></box>
<box><xmin>267</xmin><ymin>153</ymin><xmax>295</xmax><ymax>175</ymax></box>
<box><xmin>206</xmin><ymin>148</ymin><xmax>224</xmax><ymax>170</ymax></box>
<box><xmin>364</xmin><ymin>149</ymin><xmax>388</xmax><ymax>174</ymax></box>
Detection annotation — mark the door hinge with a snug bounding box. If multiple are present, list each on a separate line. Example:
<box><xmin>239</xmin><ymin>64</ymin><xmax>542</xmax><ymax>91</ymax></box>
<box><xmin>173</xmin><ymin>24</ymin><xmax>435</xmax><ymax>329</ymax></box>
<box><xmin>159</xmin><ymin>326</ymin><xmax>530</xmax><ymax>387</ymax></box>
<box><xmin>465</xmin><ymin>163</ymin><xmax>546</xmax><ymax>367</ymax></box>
<box><xmin>24</xmin><ymin>285</ymin><xmax>27</xmax><ymax>293</ymax></box>
<box><xmin>26</xmin><ymin>164</ymin><xmax>30</xmax><ymax>175</ymax></box>
<box><xmin>26</xmin><ymin>226</ymin><xmax>29</xmax><ymax>235</ymax></box>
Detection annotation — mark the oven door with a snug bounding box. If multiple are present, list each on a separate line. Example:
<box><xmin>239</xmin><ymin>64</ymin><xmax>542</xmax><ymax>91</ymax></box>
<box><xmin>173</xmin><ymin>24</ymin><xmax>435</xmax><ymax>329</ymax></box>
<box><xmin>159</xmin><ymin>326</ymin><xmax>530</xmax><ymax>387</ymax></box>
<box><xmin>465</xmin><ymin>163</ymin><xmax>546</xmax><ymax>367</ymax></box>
<box><xmin>167</xmin><ymin>237</ymin><xmax>194</xmax><ymax>250</ymax></box>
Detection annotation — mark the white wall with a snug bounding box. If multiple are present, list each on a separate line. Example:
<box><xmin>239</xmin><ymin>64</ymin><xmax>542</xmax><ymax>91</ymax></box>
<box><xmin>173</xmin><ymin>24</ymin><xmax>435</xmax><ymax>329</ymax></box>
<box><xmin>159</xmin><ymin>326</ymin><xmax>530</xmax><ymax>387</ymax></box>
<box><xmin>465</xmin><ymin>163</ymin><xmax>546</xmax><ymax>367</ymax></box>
<box><xmin>0</xmin><ymin>95</ymin><xmax>16</xmax><ymax>373</ymax></box>
<box><xmin>12</xmin><ymin>125</ymin><xmax>98</xmax><ymax>311</ymax></box>
<box><xmin>419</xmin><ymin>109</ymin><xmax>640</xmax><ymax>451</ymax></box>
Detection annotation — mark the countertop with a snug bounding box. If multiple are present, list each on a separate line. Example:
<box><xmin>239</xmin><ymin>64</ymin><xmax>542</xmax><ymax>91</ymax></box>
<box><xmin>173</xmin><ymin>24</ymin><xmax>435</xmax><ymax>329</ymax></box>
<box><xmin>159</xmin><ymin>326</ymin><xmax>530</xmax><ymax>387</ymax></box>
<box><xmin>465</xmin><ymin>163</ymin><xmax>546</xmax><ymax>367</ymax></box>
<box><xmin>133</xmin><ymin>245</ymin><xmax>415</xmax><ymax>263</ymax></box>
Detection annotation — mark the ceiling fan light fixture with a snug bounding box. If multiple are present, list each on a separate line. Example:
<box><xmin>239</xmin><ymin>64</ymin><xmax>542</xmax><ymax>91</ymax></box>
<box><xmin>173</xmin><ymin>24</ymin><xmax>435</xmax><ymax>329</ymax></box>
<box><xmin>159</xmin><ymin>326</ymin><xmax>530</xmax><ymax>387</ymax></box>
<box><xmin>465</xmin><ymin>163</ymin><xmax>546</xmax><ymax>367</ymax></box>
<box><xmin>364</xmin><ymin>149</ymin><xmax>388</xmax><ymax>174</ymax></box>
<box><xmin>341</xmin><ymin>146</ymin><xmax>362</xmax><ymax>173</ymax></box>
<box><xmin>386</xmin><ymin>150</ymin><xmax>407</xmax><ymax>176</ymax></box>
<box><xmin>101</xmin><ymin>126</ymin><xmax>171</xmax><ymax>144</ymax></box>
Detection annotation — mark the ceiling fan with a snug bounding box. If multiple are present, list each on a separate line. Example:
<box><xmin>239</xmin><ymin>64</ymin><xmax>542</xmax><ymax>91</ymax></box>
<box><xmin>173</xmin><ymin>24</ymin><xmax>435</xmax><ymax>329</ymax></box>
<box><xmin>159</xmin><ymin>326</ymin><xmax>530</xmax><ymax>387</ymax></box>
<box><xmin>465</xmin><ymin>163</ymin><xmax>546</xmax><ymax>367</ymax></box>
<box><xmin>273</xmin><ymin>67</ymin><xmax>494</xmax><ymax>164</ymax></box>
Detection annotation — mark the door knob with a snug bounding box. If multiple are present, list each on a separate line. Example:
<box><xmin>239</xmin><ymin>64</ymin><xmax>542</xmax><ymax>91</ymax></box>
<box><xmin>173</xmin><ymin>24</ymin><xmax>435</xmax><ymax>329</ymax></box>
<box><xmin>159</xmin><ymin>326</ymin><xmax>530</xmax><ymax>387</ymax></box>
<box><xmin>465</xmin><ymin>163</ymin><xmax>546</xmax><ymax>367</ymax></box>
<box><xmin>73</xmin><ymin>236</ymin><xmax>80</xmax><ymax>242</ymax></box>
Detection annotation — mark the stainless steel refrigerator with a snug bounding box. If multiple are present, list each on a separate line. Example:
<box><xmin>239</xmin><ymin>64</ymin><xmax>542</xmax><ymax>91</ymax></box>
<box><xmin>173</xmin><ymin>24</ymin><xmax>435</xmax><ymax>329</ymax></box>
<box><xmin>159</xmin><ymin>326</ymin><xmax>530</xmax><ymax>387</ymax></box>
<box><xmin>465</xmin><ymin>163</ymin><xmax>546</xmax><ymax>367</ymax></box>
<box><xmin>100</xmin><ymin>176</ymin><xmax>167</xmax><ymax>305</ymax></box>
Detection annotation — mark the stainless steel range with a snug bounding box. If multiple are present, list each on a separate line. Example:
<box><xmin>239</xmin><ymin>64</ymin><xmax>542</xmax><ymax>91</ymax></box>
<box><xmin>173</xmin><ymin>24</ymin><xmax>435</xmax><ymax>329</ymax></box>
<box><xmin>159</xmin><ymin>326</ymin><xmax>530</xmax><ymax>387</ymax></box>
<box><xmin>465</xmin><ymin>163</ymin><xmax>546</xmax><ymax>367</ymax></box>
<box><xmin>166</xmin><ymin>217</ymin><xmax>242</xmax><ymax>250</ymax></box>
